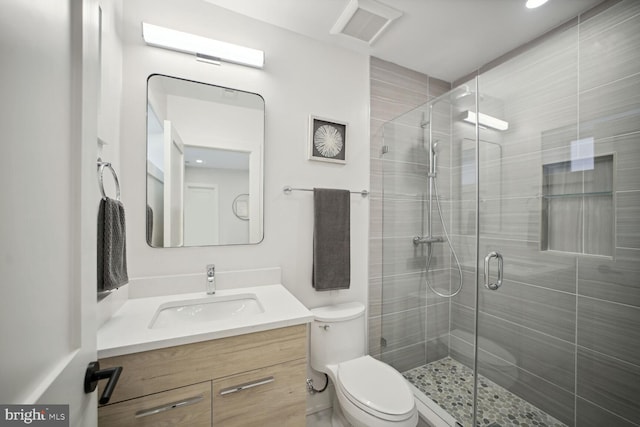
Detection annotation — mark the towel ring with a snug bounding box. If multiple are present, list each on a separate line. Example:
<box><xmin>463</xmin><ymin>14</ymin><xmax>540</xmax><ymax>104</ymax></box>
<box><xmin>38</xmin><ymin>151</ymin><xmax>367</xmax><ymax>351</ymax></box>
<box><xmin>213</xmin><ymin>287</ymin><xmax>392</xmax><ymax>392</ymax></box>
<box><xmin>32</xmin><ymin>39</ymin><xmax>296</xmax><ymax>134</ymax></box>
<box><xmin>97</xmin><ymin>158</ymin><xmax>121</xmax><ymax>201</ymax></box>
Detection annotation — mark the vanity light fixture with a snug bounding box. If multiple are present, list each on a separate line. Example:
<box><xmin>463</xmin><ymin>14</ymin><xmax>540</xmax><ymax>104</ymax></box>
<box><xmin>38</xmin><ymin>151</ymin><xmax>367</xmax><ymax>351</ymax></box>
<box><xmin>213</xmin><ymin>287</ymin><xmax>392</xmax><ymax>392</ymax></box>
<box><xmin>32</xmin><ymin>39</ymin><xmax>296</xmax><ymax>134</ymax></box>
<box><xmin>142</xmin><ymin>22</ymin><xmax>264</xmax><ymax>69</ymax></box>
<box><xmin>526</xmin><ymin>0</ymin><xmax>549</xmax><ymax>9</ymax></box>
<box><xmin>462</xmin><ymin>111</ymin><xmax>509</xmax><ymax>131</ymax></box>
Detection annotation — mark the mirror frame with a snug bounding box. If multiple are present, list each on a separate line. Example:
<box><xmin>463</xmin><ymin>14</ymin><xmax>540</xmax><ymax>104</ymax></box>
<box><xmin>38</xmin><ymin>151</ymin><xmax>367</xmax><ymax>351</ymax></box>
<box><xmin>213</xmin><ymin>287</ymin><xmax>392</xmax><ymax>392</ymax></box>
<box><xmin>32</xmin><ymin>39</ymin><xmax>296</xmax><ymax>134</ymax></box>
<box><xmin>145</xmin><ymin>74</ymin><xmax>265</xmax><ymax>248</ymax></box>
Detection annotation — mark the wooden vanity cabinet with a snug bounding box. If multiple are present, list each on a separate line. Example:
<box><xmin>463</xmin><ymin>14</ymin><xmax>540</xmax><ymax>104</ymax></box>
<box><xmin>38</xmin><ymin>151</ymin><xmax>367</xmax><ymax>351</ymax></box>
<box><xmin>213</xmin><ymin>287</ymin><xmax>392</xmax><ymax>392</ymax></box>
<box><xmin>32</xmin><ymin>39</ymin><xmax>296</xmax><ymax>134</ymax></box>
<box><xmin>97</xmin><ymin>324</ymin><xmax>307</xmax><ymax>426</ymax></box>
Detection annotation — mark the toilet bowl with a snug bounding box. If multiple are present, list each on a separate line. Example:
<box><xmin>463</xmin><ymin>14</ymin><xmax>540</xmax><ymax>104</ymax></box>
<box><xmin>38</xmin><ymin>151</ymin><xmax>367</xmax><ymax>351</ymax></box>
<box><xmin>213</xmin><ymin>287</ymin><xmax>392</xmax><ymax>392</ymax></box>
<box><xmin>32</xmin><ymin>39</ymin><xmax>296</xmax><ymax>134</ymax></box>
<box><xmin>310</xmin><ymin>302</ymin><xmax>418</xmax><ymax>427</ymax></box>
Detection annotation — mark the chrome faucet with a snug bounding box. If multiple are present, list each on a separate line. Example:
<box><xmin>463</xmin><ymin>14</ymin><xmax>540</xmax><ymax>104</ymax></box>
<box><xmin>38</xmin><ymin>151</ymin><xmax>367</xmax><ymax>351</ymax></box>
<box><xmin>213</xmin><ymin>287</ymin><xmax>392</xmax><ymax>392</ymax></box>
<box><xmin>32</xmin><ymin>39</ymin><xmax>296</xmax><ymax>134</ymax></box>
<box><xmin>206</xmin><ymin>264</ymin><xmax>216</xmax><ymax>294</ymax></box>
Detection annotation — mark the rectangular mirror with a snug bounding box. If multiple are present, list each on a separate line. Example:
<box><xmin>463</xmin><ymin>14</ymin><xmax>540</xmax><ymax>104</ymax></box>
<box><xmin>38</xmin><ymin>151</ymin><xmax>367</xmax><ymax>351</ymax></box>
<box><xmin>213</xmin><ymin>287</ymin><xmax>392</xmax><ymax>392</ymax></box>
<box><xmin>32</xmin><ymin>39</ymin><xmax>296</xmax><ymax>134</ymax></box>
<box><xmin>146</xmin><ymin>74</ymin><xmax>264</xmax><ymax>247</ymax></box>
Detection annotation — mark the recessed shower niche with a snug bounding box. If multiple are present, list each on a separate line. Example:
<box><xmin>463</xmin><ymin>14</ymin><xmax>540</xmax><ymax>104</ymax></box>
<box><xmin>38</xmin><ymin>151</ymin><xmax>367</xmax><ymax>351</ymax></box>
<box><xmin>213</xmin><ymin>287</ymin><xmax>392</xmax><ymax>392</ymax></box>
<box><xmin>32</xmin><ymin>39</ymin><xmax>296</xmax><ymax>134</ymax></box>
<box><xmin>541</xmin><ymin>151</ymin><xmax>614</xmax><ymax>257</ymax></box>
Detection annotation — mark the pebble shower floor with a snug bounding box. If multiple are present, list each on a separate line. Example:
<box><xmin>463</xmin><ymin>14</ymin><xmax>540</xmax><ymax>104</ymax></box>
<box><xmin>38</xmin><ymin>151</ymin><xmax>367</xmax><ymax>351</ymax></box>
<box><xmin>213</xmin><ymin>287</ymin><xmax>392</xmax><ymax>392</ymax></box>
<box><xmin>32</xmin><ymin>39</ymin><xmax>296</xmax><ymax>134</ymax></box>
<box><xmin>403</xmin><ymin>357</ymin><xmax>566</xmax><ymax>427</ymax></box>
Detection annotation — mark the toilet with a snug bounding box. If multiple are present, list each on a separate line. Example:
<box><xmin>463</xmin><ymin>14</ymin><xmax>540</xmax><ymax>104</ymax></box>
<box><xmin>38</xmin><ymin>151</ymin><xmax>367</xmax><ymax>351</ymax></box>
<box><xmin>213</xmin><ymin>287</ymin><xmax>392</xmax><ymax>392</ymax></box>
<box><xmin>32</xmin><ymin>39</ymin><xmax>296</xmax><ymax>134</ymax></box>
<box><xmin>310</xmin><ymin>302</ymin><xmax>418</xmax><ymax>427</ymax></box>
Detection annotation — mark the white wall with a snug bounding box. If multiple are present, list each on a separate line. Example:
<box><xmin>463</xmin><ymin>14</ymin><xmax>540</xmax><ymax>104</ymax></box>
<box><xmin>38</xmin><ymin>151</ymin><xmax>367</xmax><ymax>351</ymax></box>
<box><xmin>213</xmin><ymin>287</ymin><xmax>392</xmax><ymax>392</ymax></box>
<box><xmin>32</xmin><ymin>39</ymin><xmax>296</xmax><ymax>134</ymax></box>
<box><xmin>119</xmin><ymin>0</ymin><xmax>370</xmax><ymax>412</ymax></box>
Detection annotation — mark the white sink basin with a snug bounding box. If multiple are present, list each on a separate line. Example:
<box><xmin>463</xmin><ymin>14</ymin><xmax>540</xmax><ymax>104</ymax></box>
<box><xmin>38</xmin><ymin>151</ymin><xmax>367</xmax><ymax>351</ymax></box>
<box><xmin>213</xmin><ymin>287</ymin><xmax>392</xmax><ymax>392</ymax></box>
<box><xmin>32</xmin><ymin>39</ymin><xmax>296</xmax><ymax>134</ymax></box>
<box><xmin>149</xmin><ymin>294</ymin><xmax>264</xmax><ymax>329</ymax></box>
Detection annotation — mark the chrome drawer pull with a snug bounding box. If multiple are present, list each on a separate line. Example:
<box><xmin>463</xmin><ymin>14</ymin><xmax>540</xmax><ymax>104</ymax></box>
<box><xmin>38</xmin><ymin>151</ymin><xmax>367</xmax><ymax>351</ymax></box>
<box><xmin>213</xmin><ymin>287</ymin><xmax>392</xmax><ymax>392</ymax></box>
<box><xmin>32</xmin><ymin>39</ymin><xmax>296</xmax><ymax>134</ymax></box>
<box><xmin>135</xmin><ymin>395</ymin><xmax>204</xmax><ymax>418</ymax></box>
<box><xmin>219</xmin><ymin>376</ymin><xmax>275</xmax><ymax>396</ymax></box>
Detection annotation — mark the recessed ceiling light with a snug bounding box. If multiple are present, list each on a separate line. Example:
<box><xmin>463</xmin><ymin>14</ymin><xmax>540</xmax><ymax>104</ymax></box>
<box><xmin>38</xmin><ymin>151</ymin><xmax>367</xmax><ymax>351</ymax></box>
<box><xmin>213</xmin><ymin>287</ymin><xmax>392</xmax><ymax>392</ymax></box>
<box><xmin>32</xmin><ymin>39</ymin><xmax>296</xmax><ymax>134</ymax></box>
<box><xmin>195</xmin><ymin>159</ymin><xmax>204</xmax><ymax>164</ymax></box>
<box><xmin>526</xmin><ymin>0</ymin><xmax>549</xmax><ymax>9</ymax></box>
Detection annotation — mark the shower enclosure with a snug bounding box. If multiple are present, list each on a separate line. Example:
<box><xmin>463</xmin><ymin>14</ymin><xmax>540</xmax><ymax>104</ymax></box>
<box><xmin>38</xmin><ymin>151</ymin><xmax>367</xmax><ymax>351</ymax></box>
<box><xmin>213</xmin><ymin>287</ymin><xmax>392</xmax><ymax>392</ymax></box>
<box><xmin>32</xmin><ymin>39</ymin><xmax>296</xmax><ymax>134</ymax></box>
<box><xmin>377</xmin><ymin>8</ymin><xmax>640</xmax><ymax>422</ymax></box>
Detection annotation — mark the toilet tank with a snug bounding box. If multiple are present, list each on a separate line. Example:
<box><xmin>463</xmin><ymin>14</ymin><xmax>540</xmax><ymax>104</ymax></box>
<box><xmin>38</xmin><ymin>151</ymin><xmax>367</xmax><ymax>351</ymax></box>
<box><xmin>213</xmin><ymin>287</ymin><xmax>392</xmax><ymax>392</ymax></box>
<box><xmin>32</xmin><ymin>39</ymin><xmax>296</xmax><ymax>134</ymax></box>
<box><xmin>310</xmin><ymin>302</ymin><xmax>365</xmax><ymax>372</ymax></box>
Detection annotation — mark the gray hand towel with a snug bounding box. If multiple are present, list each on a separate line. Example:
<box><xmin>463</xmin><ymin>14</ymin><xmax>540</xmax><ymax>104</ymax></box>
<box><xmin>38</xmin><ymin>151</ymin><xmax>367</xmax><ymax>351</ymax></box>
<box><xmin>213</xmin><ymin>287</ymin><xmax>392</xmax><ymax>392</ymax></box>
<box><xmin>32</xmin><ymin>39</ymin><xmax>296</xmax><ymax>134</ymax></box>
<box><xmin>97</xmin><ymin>197</ymin><xmax>128</xmax><ymax>292</ymax></box>
<box><xmin>312</xmin><ymin>188</ymin><xmax>350</xmax><ymax>291</ymax></box>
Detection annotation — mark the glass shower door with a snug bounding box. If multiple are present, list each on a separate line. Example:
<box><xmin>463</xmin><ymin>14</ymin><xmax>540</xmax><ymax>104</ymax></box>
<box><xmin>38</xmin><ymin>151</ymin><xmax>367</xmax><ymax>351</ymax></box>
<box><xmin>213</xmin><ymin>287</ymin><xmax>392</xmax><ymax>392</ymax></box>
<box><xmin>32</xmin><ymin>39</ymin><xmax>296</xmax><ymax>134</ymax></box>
<box><xmin>473</xmin><ymin>24</ymin><xmax>581</xmax><ymax>426</ymax></box>
<box><xmin>379</xmin><ymin>82</ymin><xmax>480</xmax><ymax>427</ymax></box>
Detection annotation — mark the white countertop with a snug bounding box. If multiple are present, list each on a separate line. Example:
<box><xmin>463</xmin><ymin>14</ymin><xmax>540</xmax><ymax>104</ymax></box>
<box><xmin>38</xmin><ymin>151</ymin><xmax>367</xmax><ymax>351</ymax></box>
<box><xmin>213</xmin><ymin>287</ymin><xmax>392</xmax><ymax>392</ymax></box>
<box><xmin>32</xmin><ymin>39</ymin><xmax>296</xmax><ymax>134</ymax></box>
<box><xmin>97</xmin><ymin>284</ymin><xmax>313</xmax><ymax>358</ymax></box>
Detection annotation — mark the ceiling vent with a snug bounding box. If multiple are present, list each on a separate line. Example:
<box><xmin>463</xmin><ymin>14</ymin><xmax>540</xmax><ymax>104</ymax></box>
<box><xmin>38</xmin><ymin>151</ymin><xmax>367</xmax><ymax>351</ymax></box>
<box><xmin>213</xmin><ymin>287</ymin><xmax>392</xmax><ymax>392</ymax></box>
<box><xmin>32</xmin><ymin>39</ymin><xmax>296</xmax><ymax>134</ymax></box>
<box><xmin>330</xmin><ymin>0</ymin><xmax>402</xmax><ymax>45</ymax></box>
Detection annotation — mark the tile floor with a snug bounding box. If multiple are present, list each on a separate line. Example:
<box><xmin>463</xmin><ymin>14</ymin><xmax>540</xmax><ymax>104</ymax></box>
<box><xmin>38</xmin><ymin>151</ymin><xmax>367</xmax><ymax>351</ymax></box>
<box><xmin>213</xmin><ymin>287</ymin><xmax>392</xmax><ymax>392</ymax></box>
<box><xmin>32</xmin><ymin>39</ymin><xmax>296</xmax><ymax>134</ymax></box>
<box><xmin>403</xmin><ymin>357</ymin><xmax>566</xmax><ymax>427</ymax></box>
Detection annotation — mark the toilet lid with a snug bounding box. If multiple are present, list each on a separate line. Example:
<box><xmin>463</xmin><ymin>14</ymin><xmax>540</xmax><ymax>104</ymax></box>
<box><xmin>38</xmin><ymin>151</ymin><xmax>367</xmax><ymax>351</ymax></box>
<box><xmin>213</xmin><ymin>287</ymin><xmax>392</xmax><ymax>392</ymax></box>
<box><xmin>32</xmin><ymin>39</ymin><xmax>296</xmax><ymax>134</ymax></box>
<box><xmin>337</xmin><ymin>356</ymin><xmax>414</xmax><ymax>417</ymax></box>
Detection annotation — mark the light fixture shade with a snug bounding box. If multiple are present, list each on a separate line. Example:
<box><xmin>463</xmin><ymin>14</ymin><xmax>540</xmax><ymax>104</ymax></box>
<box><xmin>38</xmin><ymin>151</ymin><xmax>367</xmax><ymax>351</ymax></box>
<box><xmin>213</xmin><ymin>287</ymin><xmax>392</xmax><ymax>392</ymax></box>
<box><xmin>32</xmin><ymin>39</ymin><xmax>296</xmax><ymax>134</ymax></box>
<box><xmin>462</xmin><ymin>111</ymin><xmax>509</xmax><ymax>131</ymax></box>
<box><xmin>142</xmin><ymin>22</ymin><xmax>264</xmax><ymax>69</ymax></box>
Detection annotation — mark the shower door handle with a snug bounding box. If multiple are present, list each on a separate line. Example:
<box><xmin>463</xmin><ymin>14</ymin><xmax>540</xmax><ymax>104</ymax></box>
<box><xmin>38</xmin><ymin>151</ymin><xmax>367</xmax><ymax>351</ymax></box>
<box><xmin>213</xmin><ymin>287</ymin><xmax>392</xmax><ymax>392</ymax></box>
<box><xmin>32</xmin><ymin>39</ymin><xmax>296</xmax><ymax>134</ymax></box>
<box><xmin>484</xmin><ymin>251</ymin><xmax>503</xmax><ymax>290</ymax></box>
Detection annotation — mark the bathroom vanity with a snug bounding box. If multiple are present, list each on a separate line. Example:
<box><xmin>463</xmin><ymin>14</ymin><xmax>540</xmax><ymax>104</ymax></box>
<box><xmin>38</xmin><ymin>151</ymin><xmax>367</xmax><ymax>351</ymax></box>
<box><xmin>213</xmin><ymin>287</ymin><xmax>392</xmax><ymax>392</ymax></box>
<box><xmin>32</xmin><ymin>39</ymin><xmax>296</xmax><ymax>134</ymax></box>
<box><xmin>96</xmin><ymin>284</ymin><xmax>313</xmax><ymax>426</ymax></box>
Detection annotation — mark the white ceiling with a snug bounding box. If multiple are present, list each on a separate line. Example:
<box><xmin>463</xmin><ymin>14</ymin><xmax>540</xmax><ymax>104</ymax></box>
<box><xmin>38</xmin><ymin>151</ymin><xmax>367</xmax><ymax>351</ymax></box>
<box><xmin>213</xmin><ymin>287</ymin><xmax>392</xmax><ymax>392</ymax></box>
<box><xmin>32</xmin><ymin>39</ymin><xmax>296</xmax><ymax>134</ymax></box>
<box><xmin>203</xmin><ymin>0</ymin><xmax>603</xmax><ymax>82</ymax></box>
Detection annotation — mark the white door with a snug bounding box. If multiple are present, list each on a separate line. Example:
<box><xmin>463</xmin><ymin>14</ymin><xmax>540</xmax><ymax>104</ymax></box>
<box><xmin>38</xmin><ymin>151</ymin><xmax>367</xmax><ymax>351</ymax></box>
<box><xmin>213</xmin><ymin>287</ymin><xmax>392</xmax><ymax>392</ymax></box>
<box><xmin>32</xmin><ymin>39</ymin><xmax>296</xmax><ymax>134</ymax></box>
<box><xmin>0</xmin><ymin>0</ymin><xmax>99</xmax><ymax>426</ymax></box>
<box><xmin>184</xmin><ymin>184</ymin><xmax>220</xmax><ymax>246</ymax></box>
<box><xmin>163</xmin><ymin>121</ymin><xmax>185</xmax><ymax>247</ymax></box>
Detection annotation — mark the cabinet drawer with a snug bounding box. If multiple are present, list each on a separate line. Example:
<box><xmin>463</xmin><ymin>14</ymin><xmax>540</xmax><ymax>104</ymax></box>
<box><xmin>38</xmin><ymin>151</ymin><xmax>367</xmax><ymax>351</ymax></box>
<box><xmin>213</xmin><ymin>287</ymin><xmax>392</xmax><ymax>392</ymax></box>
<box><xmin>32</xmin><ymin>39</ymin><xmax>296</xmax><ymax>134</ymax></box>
<box><xmin>99</xmin><ymin>324</ymin><xmax>306</xmax><ymax>404</ymax></box>
<box><xmin>99</xmin><ymin>381</ymin><xmax>211</xmax><ymax>427</ymax></box>
<box><xmin>213</xmin><ymin>358</ymin><xmax>306</xmax><ymax>427</ymax></box>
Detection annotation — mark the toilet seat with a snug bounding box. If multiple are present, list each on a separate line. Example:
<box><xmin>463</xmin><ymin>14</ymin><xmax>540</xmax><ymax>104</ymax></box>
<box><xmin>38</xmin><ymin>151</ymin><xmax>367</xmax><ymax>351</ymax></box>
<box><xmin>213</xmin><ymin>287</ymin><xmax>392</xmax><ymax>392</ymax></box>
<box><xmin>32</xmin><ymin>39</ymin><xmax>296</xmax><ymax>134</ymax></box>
<box><xmin>336</xmin><ymin>356</ymin><xmax>415</xmax><ymax>422</ymax></box>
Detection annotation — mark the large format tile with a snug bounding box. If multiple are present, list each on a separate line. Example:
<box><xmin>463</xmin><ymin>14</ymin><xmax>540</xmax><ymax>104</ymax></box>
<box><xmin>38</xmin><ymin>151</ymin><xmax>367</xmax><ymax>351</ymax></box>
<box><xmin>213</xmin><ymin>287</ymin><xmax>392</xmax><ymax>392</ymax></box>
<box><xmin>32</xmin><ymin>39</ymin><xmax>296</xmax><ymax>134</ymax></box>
<box><xmin>479</xmin><ymin>151</ymin><xmax>543</xmax><ymax>199</ymax></box>
<box><xmin>614</xmin><ymin>131</ymin><xmax>640</xmax><ymax>192</ymax></box>
<box><xmin>479</xmin><ymin>196</ymin><xmax>541</xmax><ymax>242</ymax></box>
<box><xmin>580</xmin><ymin>12</ymin><xmax>640</xmax><ymax>92</ymax></box>
<box><xmin>369</xmin><ymin>275</ymin><xmax>382</xmax><ymax>318</ymax></box>
<box><xmin>578</xmin><ymin>247</ymin><xmax>640</xmax><ymax>308</ymax></box>
<box><xmin>451</xmin><ymin>269</ymin><xmax>477</xmax><ymax>309</ymax></box>
<box><xmin>617</xmin><ymin>191</ymin><xmax>640</xmax><ymax>249</ymax></box>
<box><xmin>577</xmin><ymin>347</ymin><xmax>640</xmax><ymax>425</ymax></box>
<box><xmin>576</xmin><ymin>397</ymin><xmax>638</xmax><ymax>427</ymax></box>
<box><xmin>426</xmin><ymin>301</ymin><xmax>450</xmax><ymax>341</ymax></box>
<box><xmin>580</xmin><ymin>73</ymin><xmax>640</xmax><ymax>140</ymax></box>
<box><xmin>369</xmin><ymin>195</ymin><xmax>383</xmax><ymax>240</ymax></box>
<box><xmin>449</xmin><ymin>334</ymin><xmax>575</xmax><ymax>426</ymax></box>
<box><xmin>380</xmin><ymin>120</ymin><xmax>429</xmax><ymax>165</ymax></box>
<box><xmin>381</xmin><ymin>270</ymin><xmax>450</xmax><ymax>315</ymax></box>
<box><xmin>380</xmin><ymin>342</ymin><xmax>426</xmax><ymax>374</ymax></box>
<box><xmin>476</xmin><ymin>238</ymin><xmax>577</xmax><ymax>293</ymax></box>
<box><xmin>477</xmin><ymin>350</ymin><xmax>576</xmax><ymax>426</ymax></box>
<box><xmin>381</xmin><ymin>158</ymin><xmax>429</xmax><ymax>200</ymax></box>
<box><xmin>577</xmin><ymin>296</ymin><xmax>640</xmax><ymax>366</ymax></box>
<box><xmin>368</xmin><ymin>314</ymin><xmax>382</xmax><ymax>357</ymax></box>
<box><xmin>382</xmin><ymin>235</ymin><xmax>451</xmax><ymax>276</ymax></box>
<box><xmin>579</xmin><ymin>0</ymin><xmax>640</xmax><ymax>37</ymax></box>
<box><xmin>382</xmin><ymin>198</ymin><xmax>427</xmax><ymax>239</ymax></box>
<box><xmin>380</xmin><ymin>307</ymin><xmax>425</xmax><ymax>351</ymax></box>
<box><xmin>451</xmin><ymin>302</ymin><xmax>475</xmax><ymax>337</ymax></box>
<box><xmin>426</xmin><ymin>334</ymin><xmax>449</xmax><ymax>364</ymax></box>
<box><xmin>380</xmin><ymin>272</ymin><xmax>426</xmax><ymax>315</ymax></box>
<box><xmin>371</xmin><ymin>57</ymin><xmax>430</xmax><ymax>95</ymax></box>
<box><xmin>479</xmin><ymin>280</ymin><xmax>576</xmax><ymax>343</ymax></box>
<box><xmin>371</xmin><ymin>78</ymin><xmax>431</xmax><ymax>110</ymax></box>
<box><xmin>477</xmin><ymin>312</ymin><xmax>576</xmax><ymax>391</ymax></box>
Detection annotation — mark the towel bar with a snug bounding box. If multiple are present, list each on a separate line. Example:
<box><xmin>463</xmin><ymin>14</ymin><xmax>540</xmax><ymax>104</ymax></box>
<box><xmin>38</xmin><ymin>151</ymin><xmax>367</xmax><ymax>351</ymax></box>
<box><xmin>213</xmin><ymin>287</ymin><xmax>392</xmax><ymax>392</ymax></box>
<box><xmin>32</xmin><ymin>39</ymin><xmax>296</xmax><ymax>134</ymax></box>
<box><xmin>97</xmin><ymin>158</ymin><xmax>121</xmax><ymax>201</ymax></box>
<box><xmin>283</xmin><ymin>186</ymin><xmax>368</xmax><ymax>197</ymax></box>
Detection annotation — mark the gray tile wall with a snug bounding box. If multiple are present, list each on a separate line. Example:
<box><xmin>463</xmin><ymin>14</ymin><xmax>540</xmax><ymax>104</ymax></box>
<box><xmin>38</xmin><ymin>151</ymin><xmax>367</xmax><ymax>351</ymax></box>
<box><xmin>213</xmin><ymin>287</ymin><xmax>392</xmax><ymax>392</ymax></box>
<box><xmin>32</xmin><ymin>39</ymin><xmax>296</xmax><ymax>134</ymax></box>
<box><xmin>369</xmin><ymin>1</ymin><xmax>640</xmax><ymax>426</ymax></box>
<box><xmin>462</xmin><ymin>1</ymin><xmax>640</xmax><ymax>425</ymax></box>
<box><xmin>368</xmin><ymin>57</ymin><xmax>450</xmax><ymax>368</ymax></box>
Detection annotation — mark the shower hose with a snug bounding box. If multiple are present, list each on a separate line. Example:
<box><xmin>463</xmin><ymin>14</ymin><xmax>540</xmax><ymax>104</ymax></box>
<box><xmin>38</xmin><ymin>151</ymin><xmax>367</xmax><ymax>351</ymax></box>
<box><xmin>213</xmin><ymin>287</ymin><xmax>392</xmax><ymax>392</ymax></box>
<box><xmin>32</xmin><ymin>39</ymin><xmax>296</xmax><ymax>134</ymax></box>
<box><xmin>425</xmin><ymin>174</ymin><xmax>464</xmax><ymax>298</ymax></box>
